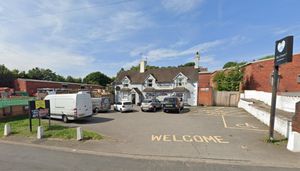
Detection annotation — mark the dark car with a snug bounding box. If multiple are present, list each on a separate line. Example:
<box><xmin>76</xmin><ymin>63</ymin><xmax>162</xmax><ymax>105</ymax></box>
<box><xmin>163</xmin><ymin>97</ymin><xmax>184</xmax><ymax>113</ymax></box>
<box><xmin>141</xmin><ymin>99</ymin><xmax>162</xmax><ymax>112</ymax></box>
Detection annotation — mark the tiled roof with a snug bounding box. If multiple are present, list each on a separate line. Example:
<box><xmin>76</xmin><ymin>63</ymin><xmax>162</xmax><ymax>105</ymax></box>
<box><xmin>115</xmin><ymin>66</ymin><xmax>200</xmax><ymax>84</ymax></box>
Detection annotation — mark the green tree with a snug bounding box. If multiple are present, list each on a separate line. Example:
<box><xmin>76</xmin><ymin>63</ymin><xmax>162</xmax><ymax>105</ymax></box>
<box><xmin>54</xmin><ymin>75</ymin><xmax>65</xmax><ymax>82</ymax></box>
<box><xmin>66</xmin><ymin>76</ymin><xmax>75</xmax><ymax>82</ymax></box>
<box><xmin>259</xmin><ymin>55</ymin><xmax>274</xmax><ymax>60</ymax></box>
<box><xmin>83</xmin><ymin>72</ymin><xmax>112</xmax><ymax>86</ymax></box>
<box><xmin>178</xmin><ymin>62</ymin><xmax>195</xmax><ymax>67</ymax></box>
<box><xmin>27</xmin><ymin>67</ymin><xmax>59</xmax><ymax>81</ymax></box>
<box><xmin>0</xmin><ymin>64</ymin><xmax>15</xmax><ymax>87</ymax></box>
<box><xmin>213</xmin><ymin>67</ymin><xmax>243</xmax><ymax>91</ymax></box>
<box><xmin>223</xmin><ymin>61</ymin><xmax>246</xmax><ymax>69</ymax></box>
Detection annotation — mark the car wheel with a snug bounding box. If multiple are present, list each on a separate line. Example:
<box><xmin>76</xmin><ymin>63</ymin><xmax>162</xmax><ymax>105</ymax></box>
<box><xmin>141</xmin><ymin>108</ymin><xmax>145</xmax><ymax>112</ymax></box>
<box><xmin>62</xmin><ymin>115</ymin><xmax>69</xmax><ymax>123</ymax></box>
<box><xmin>153</xmin><ymin>107</ymin><xmax>156</xmax><ymax>112</ymax></box>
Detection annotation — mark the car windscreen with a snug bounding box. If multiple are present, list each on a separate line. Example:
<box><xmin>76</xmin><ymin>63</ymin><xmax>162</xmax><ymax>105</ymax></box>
<box><xmin>142</xmin><ymin>100</ymin><xmax>152</xmax><ymax>103</ymax></box>
<box><xmin>123</xmin><ymin>102</ymin><xmax>132</xmax><ymax>105</ymax></box>
<box><xmin>102</xmin><ymin>98</ymin><xmax>110</xmax><ymax>104</ymax></box>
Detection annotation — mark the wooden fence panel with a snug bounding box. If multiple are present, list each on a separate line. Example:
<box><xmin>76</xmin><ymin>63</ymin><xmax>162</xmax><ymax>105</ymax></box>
<box><xmin>213</xmin><ymin>91</ymin><xmax>240</xmax><ymax>107</ymax></box>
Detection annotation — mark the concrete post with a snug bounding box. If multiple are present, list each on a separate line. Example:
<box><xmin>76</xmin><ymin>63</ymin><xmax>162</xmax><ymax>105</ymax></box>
<box><xmin>77</xmin><ymin>127</ymin><xmax>83</xmax><ymax>141</ymax></box>
<box><xmin>287</xmin><ymin>101</ymin><xmax>300</xmax><ymax>152</ymax></box>
<box><xmin>4</xmin><ymin>123</ymin><xmax>11</xmax><ymax>136</ymax></box>
<box><xmin>37</xmin><ymin>126</ymin><xmax>44</xmax><ymax>139</ymax></box>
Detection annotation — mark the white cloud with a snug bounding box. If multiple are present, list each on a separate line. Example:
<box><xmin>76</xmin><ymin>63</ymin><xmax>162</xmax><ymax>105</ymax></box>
<box><xmin>123</xmin><ymin>36</ymin><xmax>245</xmax><ymax>68</ymax></box>
<box><xmin>273</xmin><ymin>25</ymin><xmax>300</xmax><ymax>36</ymax></box>
<box><xmin>130</xmin><ymin>44</ymin><xmax>155</xmax><ymax>57</ymax></box>
<box><xmin>0</xmin><ymin>42</ymin><xmax>95</xmax><ymax>77</ymax></box>
<box><xmin>162</xmin><ymin>0</ymin><xmax>204</xmax><ymax>13</ymax></box>
<box><xmin>0</xmin><ymin>1</ymin><xmax>153</xmax><ymax>76</ymax></box>
<box><xmin>88</xmin><ymin>11</ymin><xmax>153</xmax><ymax>42</ymax></box>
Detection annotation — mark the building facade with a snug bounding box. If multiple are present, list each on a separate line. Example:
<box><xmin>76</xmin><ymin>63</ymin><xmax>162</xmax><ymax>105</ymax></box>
<box><xmin>198</xmin><ymin>72</ymin><xmax>213</xmax><ymax>106</ymax></box>
<box><xmin>114</xmin><ymin>61</ymin><xmax>201</xmax><ymax>106</ymax></box>
<box><xmin>242</xmin><ymin>54</ymin><xmax>300</xmax><ymax>94</ymax></box>
<box><xmin>14</xmin><ymin>78</ymin><xmax>104</xmax><ymax>96</ymax></box>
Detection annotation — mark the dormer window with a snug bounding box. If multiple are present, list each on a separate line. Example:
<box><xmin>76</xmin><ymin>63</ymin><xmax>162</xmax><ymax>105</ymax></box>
<box><xmin>176</xmin><ymin>78</ymin><xmax>183</xmax><ymax>87</ymax></box>
<box><xmin>174</xmin><ymin>73</ymin><xmax>186</xmax><ymax>87</ymax></box>
<box><xmin>122</xmin><ymin>77</ymin><xmax>130</xmax><ymax>87</ymax></box>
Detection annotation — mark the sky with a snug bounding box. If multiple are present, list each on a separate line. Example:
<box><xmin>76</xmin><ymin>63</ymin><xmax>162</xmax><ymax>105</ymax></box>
<box><xmin>0</xmin><ymin>0</ymin><xmax>300</xmax><ymax>78</ymax></box>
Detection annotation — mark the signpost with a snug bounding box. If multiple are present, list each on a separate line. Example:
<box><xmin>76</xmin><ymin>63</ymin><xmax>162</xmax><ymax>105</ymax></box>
<box><xmin>28</xmin><ymin>100</ymin><xmax>51</xmax><ymax>132</ymax></box>
<box><xmin>269</xmin><ymin>36</ymin><xmax>293</xmax><ymax>141</ymax></box>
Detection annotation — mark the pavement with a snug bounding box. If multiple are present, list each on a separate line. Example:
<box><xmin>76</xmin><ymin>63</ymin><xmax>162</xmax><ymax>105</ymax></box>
<box><xmin>1</xmin><ymin>142</ymin><xmax>299</xmax><ymax>171</ymax></box>
<box><xmin>1</xmin><ymin>106</ymin><xmax>300</xmax><ymax>169</ymax></box>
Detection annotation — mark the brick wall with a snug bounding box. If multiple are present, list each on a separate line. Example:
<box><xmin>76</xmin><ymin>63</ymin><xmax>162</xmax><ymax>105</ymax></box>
<box><xmin>14</xmin><ymin>79</ymin><xmax>104</xmax><ymax>96</ymax></box>
<box><xmin>293</xmin><ymin>101</ymin><xmax>300</xmax><ymax>133</ymax></box>
<box><xmin>243</xmin><ymin>54</ymin><xmax>300</xmax><ymax>92</ymax></box>
<box><xmin>0</xmin><ymin>105</ymin><xmax>28</xmax><ymax>119</ymax></box>
<box><xmin>198</xmin><ymin>72</ymin><xmax>213</xmax><ymax>106</ymax></box>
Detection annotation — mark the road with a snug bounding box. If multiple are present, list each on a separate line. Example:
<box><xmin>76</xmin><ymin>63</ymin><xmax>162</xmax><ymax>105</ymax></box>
<box><xmin>0</xmin><ymin>143</ymin><xmax>298</xmax><ymax>171</ymax></box>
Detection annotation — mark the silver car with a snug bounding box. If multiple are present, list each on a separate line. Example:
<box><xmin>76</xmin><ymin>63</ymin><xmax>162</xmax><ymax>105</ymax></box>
<box><xmin>141</xmin><ymin>99</ymin><xmax>162</xmax><ymax>112</ymax></box>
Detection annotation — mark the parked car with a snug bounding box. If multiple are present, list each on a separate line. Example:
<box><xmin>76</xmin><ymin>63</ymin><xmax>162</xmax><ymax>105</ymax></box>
<box><xmin>163</xmin><ymin>97</ymin><xmax>184</xmax><ymax>113</ymax></box>
<box><xmin>141</xmin><ymin>99</ymin><xmax>162</xmax><ymax>112</ymax></box>
<box><xmin>113</xmin><ymin>101</ymin><xmax>133</xmax><ymax>113</ymax></box>
<box><xmin>92</xmin><ymin>97</ymin><xmax>110</xmax><ymax>113</ymax></box>
<box><xmin>44</xmin><ymin>92</ymin><xmax>93</xmax><ymax>123</ymax></box>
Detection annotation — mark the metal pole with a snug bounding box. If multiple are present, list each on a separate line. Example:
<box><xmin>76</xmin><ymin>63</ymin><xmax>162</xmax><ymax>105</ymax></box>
<box><xmin>269</xmin><ymin>65</ymin><xmax>279</xmax><ymax>141</ymax></box>
<box><xmin>29</xmin><ymin>110</ymin><xmax>32</xmax><ymax>132</ymax></box>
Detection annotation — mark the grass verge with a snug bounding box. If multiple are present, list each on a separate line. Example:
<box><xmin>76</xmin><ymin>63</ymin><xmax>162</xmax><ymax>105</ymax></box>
<box><xmin>0</xmin><ymin>115</ymin><xmax>102</xmax><ymax>140</ymax></box>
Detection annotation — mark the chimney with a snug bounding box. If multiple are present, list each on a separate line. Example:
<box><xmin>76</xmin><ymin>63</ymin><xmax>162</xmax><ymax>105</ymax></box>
<box><xmin>194</xmin><ymin>52</ymin><xmax>200</xmax><ymax>69</ymax></box>
<box><xmin>140</xmin><ymin>60</ymin><xmax>147</xmax><ymax>73</ymax></box>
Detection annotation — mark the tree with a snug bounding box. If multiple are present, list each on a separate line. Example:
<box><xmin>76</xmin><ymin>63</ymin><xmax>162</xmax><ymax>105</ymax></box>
<box><xmin>0</xmin><ymin>64</ymin><xmax>15</xmax><ymax>87</ymax></box>
<box><xmin>66</xmin><ymin>76</ymin><xmax>75</xmax><ymax>82</ymax></box>
<box><xmin>55</xmin><ymin>75</ymin><xmax>66</xmax><ymax>82</ymax></box>
<box><xmin>223</xmin><ymin>61</ymin><xmax>246</xmax><ymax>69</ymax></box>
<box><xmin>83</xmin><ymin>72</ymin><xmax>112</xmax><ymax>86</ymax></box>
<box><xmin>178</xmin><ymin>62</ymin><xmax>195</xmax><ymax>67</ymax></box>
<box><xmin>259</xmin><ymin>55</ymin><xmax>274</xmax><ymax>60</ymax></box>
<box><xmin>27</xmin><ymin>67</ymin><xmax>63</xmax><ymax>81</ymax></box>
<box><xmin>213</xmin><ymin>67</ymin><xmax>243</xmax><ymax>91</ymax></box>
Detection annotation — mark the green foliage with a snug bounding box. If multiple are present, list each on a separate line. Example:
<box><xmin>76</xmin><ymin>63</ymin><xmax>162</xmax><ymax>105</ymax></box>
<box><xmin>259</xmin><ymin>55</ymin><xmax>274</xmax><ymax>60</ymax></box>
<box><xmin>122</xmin><ymin>62</ymin><xmax>195</xmax><ymax>74</ymax></box>
<box><xmin>0</xmin><ymin>65</ymin><xmax>114</xmax><ymax>86</ymax></box>
<box><xmin>178</xmin><ymin>62</ymin><xmax>195</xmax><ymax>67</ymax></box>
<box><xmin>223</xmin><ymin>61</ymin><xmax>246</xmax><ymax>69</ymax></box>
<box><xmin>0</xmin><ymin>115</ymin><xmax>102</xmax><ymax>140</ymax></box>
<box><xmin>129</xmin><ymin>65</ymin><xmax>159</xmax><ymax>71</ymax></box>
<box><xmin>0</xmin><ymin>64</ymin><xmax>15</xmax><ymax>87</ymax></box>
<box><xmin>83</xmin><ymin>71</ymin><xmax>112</xmax><ymax>86</ymax></box>
<box><xmin>27</xmin><ymin>67</ymin><xmax>59</xmax><ymax>81</ymax></box>
<box><xmin>213</xmin><ymin>67</ymin><xmax>243</xmax><ymax>91</ymax></box>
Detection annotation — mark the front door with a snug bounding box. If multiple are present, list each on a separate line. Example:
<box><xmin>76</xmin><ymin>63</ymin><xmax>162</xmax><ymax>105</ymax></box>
<box><xmin>131</xmin><ymin>94</ymin><xmax>136</xmax><ymax>105</ymax></box>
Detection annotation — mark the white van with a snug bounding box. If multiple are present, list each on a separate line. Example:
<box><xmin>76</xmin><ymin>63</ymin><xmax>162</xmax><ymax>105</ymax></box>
<box><xmin>44</xmin><ymin>92</ymin><xmax>93</xmax><ymax>123</ymax></box>
<box><xmin>92</xmin><ymin>97</ymin><xmax>111</xmax><ymax>113</ymax></box>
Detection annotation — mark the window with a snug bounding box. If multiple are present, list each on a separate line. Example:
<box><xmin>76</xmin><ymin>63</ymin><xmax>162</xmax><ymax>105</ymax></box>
<box><xmin>175</xmin><ymin>77</ymin><xmax>185</xmax><ymax>87</ymax></box>
<box><xmin>297</xmin><ymin>75</ymin><xmax>300</xmax><ymax>83</ymax></box>
<box><xmin>123</xmin><ymin>78</ymin><xmax>129</xmax><ymax>87</ymax></box>
<box><xmin>147</xmin><ymin>79</ymin><xmax>153</xmax><ymax>87</ymax></box>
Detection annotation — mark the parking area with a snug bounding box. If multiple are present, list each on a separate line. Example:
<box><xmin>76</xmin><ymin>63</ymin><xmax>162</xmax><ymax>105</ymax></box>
<box><xmin>54</xmin><ymin>106</ymin><xmax>300</xmax><ymax>166</ymax></box>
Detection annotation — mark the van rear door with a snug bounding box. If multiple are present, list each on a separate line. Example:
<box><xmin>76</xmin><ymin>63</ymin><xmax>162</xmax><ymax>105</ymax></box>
<box><xmin>76</xmin><ymin>94</ymin><xmax>92</xmax><ymax>117</ymax></box>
